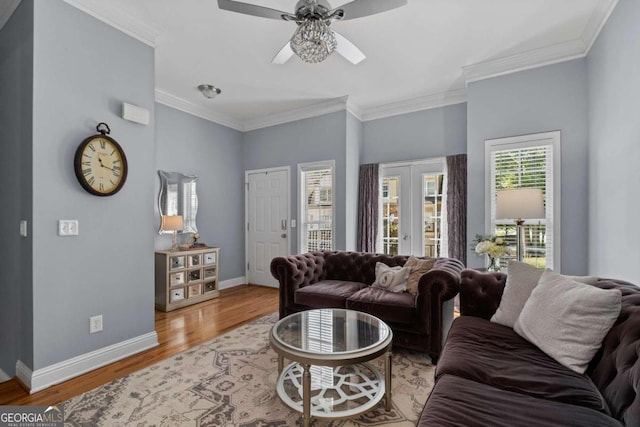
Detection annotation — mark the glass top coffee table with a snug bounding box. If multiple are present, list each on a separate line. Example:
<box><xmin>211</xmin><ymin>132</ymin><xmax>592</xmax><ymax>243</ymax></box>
<box><xmin>269</xmin><ymin>308</ymin><xmax>393</xmax><ymax>427</ymax></box>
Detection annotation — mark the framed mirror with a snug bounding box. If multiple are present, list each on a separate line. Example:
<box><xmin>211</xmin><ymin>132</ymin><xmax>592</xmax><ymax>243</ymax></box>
<box><xmin>158</xmin><ymin>170</ymin><xmax>198</xmax><ymax>234</ymax></box>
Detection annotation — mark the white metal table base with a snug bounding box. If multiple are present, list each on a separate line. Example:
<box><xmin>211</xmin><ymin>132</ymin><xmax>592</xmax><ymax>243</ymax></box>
<box><xmin>275</xmin><ymin>358</ymin><xmax>391</xmax><ymax>426</ymax></box>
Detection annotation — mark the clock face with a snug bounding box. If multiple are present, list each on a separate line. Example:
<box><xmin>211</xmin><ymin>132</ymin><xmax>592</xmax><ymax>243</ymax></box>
<box><xmin>74</xmin><ymin>134</ymin><xmax>128</xmax><ymax>196</ymax></box>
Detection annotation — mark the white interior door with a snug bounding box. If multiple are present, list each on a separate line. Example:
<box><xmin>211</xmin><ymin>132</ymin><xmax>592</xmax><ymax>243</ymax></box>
<box><xmin>246</xmin><ymin>168</ymin><xmax>289</xmax><ymax>287</ymax></box>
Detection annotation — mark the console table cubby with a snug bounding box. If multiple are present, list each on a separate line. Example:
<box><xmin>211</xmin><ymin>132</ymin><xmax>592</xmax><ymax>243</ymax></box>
<box><xmin>155</xmin><ymin>247</ymin><xmax>220</xmax><ymax>311</ymax></box>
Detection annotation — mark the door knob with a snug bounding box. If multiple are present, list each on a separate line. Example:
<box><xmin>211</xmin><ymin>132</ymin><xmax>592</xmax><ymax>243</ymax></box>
<box><xmin>281</xmin><ymin>233</ymin><xmax>287</xmax><ymax>238</ymax></box>
<box><xmin>403</xmin><ymin>234</ymin><xmax>410</xmax><ymax>240</ymax></box>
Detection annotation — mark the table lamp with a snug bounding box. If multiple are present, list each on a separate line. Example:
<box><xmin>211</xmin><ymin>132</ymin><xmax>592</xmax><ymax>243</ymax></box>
<box><xmin>495</xmin><ymin>188</ymin><xmax>544</xmax><ymax>262</ymax></box>
<box><xmin>161</xmin><ymin>215</ymin><xmax>184</xmax><ymax>251</ymax></box>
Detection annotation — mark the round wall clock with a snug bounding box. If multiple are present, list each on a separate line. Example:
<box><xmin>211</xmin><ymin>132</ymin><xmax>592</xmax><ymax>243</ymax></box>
<box><xmin>74</xmin><ymin>123</ymin><xmax>128</xmax><ymax>196</ymax></box>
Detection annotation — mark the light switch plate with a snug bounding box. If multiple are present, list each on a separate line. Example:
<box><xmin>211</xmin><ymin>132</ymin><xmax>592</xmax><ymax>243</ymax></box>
<box><xmin>19</xmin><ymin>220</ymin><xmax>28</xmax><ymax>237</ymax></box>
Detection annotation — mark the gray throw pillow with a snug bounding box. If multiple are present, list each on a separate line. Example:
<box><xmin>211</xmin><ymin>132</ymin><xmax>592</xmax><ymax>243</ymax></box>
<box><xmin>491</xmin><ymin>261</ymin><xmax>544</xmax><ymax>328</ymax></box>
<box><xmin>513</xmin><ymin>270</ymin><xmax>621</xmax><ymax>374</ymax></box>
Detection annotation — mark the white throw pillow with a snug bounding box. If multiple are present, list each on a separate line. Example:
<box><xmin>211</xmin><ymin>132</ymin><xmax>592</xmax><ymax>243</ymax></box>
<box><xmin>513</xmin><ymin>270</ymin><xmax>621</xmax><ymax>374</ymax></box>
<box><xmin>372</xmin><ymin>262</ymin><xmax>410</xmax><ymax>293</ymax></box>
<box><xmin>491</xmin><ymin>261</ymin><xmax>601</xmax><ymax>328</ymax></box>
<box><xmin>491</xmin><ymin>261</ymin><xmax>544</xmax><ymax>328</ymax></box>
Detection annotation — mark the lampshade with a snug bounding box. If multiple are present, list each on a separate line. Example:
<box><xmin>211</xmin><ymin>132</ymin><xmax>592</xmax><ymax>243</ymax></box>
<box><xmin>161</xmin><ymin>215</ymin><xmax>184</xmax><ymax>231</ymax></box>
<box><xmin>495</xmin><ymin>188</ymin><xmax>544</xmax><ymax>220</ymax></box>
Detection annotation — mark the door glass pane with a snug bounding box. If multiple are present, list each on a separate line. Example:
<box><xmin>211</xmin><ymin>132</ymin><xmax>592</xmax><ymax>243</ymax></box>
<box><xmin>423</xmin><ymin>174</ymin><xmax>443</xmax><ymax>257</ymax></box>
<box><xmin>382</xmin><ymin>177</ymin><xmax>399</xmax><ymax>255</ymax></box>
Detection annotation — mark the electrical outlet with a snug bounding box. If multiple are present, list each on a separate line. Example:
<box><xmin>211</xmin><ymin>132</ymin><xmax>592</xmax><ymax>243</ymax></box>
<box><xmin>89</xmin><ymin>315</ymin><xmax>103</xmax><ymax>334</ymax></box>
<box><xmin>58</xmin><ymin>220</ymin><xmax>79</xmax><ymax>236</ymax></box>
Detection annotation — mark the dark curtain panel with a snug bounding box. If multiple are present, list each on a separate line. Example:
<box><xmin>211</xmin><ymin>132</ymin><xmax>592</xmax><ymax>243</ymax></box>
<box><xmin>357</xmin><ymin>163</ymin><xmax>379</xmax><ymax>252</ymax></box>
<box><xmin>446</xmin><ymin>154</ymin><xmax>467</xmax><ymax>264</ymax></box>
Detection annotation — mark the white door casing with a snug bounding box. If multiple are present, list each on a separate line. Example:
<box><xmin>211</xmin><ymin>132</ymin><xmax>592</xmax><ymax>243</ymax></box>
<box><xmin>246</xmin><ymin>167</ymin><xmax>290</xmax><ymax>287</ymax></box>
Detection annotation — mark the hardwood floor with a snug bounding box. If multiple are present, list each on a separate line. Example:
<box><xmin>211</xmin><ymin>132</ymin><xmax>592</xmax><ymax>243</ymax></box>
<box><xmin>0</xmin><ymin>285</ymin><xmax>279</xmax><ymax>406</ymax></box>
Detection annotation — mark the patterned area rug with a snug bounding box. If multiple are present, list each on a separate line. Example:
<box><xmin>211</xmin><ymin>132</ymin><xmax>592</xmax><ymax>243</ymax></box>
<box><xmin>63</xmin><ymin>313</ymin><xmax>434</xmax><ymax>426</ymax></box>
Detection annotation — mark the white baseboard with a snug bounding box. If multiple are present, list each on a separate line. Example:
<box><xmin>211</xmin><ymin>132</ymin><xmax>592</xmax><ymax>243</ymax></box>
<box><xmin>0</xmin><ymin>368</ymin><xmax>10</xmax><ymax>382</ymax></box>
<box><xmin>219</xmin><ymin>276</ymin><xmax>246</xmax><ymax>290</ymax></box>
<box><xmin>17</xmin><ymin>331</ymin><xmax>158</xmax><ymax>393</ymax></box>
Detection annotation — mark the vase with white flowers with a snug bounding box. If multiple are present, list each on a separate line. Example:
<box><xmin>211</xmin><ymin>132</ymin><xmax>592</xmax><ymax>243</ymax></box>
<box><xmin>473</xmin><ymin>234</ymin><xmax>512</xmax><ymax>272</ymax></box>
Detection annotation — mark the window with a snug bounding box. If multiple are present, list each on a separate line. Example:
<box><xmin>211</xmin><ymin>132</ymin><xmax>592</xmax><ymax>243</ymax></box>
<box><xmin>299</xmin><ymin>161</ymin><xmax>335</xmax><ymax>252</ymax></box>
<box><xmin>485</xmin><ymin>131</ymin><xmax>561</xmax><ymax>270</ymax></box>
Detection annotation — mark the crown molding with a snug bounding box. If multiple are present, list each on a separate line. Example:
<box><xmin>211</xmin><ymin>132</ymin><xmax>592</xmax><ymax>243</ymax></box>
<box><xmin>155</xmin><ymin>89</ymin><xmax>245</xmax><ymax>131</ymax></box>
<box><xmin>463</xmin><ymin>0</ymin><xmax>618</xmax><ymax>85</ymax></box>
<box><xmin>0</xmin><ymin>0</ymin><xmax>21</xmax><ymax>31</ymax></box>
<box><xmin>582</xmin><ymin>0</ymin><xmax>618</xmax><ymax>53</ymax></box>
<box><xmin>345</xmin><ymin>99</ymin><xmax>363</xmax><ymax>121</ymax></box>
<box><xmin>155</xmin><ymin>88</ymin><xmax>469</xmax><ymax>130</ymax></box>
<box><xmin>64</xmin><ymin>0</ymin><xmax>159</xmax><ymax>47</ymax></box>
<box><xmin>360</xmin><ymin>88</ymin><xmax>467</xmax><ymax>122</ymax></box>
<box><xmin>242</xmin><ymin>96</ymin><xmax>349</xmax><ymax>132</ymax></box>
<box><xmin>463</xmin><ymin>39</ymin><xmax>587</xmax><ymax>84</ymax></box>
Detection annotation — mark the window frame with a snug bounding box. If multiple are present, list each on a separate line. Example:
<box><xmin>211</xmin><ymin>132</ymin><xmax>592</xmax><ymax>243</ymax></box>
<box><xmin>484</xmin><ymin>131</ymin><xmax>561</xmax><ymax>270</ymax></box>
<box><xmin>298</xmin><ymin>160</ymin><xmax>336</xmax><ymax>253</ymax></box>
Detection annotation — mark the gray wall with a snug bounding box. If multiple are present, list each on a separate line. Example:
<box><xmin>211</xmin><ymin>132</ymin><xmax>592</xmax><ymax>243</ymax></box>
<box><xmin>467</xmin><ymin>59</ymin><xmax>589</xmax><ymax>274</ymax></box>
<box><xmin>155</xmin><ymin>103</ymin><xmax>245</xmax><ymax>280</ymax></box>
<box><xmin>345</xmin><ymin>112</ymin><xmax>362</xmax><ymax>251</ymax></box>
<box><xmin>362</xmin><ymin>103</ymin><xmax>467</xmax><ymax>164</ymax></box>
<box><xmin>0</xmin><ymin>0</ymin><xmax>34</xmax><ymax>377</ymax></box>
<box><xmin>243</xmin><ymin>111</ymin><xmax>347</xmax><ymax>252</ymax></box>
<box><xmin>30</xmin><ymin>0</ymin><xmax>156</xmax><ymax>369</ymax></box>
<box><xmin>587</xmin><ymin>0</ymin><xmax>640</xmax><ymax>284</ymax></box>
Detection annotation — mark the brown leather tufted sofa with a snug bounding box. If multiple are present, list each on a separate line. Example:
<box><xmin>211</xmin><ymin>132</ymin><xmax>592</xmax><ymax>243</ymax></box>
<box><xmin>270</xmin><ymin>250</ymin><xmax>464</xmax><ymax>361</ymax></box>
<box><xmin>418</xmin><ymin>269</ymin><xmax>640</xmax><ymax>426</ymax></box>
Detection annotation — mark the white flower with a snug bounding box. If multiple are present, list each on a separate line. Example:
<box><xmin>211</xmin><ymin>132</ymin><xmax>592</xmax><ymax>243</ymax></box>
<box><xmin>495</xmin><ymin>237</ymin><xmax>504</xmax><ymax>245</ymax></box>
<box><xmin>475</xmin><ymin>241</ymin><xmax>492</xmax><ymax>255</ymax></box>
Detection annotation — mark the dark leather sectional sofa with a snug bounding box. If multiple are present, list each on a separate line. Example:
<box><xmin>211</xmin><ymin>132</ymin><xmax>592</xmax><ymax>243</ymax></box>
<box><xmin>418</xmin><ymin>269</ymin><xmax>640</xmax><ymax>426</ymax></box>
<box><xmin>270</xmin><ymin>250</ymin><xmax>464</xmax><ymax>361</ymax></box>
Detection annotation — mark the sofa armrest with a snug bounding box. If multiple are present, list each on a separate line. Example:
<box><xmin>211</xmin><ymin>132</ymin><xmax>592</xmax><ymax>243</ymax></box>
<box><xmin>415</xmin><ymin>258</ymin><xmax>464</xmax><ymax>355</ymax></box>
<box><xmin>417</xmin><ymin>258</ymin><xmax>464</xmax><ymax>303</ymax></box>
<box><xmin>271</xmin><ymin>252</ymin><xmax>327</xmax><ymax>318</ymax></box>
<box><xmin>459</xmin><ymin>269</ymin><xmax>507</xmax><ymax>319</ymax></box>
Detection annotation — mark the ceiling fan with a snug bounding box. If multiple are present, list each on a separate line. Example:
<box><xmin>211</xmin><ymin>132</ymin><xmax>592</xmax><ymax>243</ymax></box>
<box><xmin>217</xmin><ymin>0</ymin><xmax>407</xmax><ymax>64</ymax></box>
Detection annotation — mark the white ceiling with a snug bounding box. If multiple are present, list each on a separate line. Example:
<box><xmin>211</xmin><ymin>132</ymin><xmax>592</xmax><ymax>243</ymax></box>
<box><xmin>8</xmin><ymin>0</ymin><xmax>618</xmax><ymax>130</ymax></box>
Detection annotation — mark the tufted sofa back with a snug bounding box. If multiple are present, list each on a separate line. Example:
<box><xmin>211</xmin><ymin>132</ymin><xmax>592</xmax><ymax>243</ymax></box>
<box><xmin>322</xmin><ymin>250</ymin><xmax>410</xmax><ymax>284</ymax></box>
<box><xmin>587</xmin><ymin>279</ymin><xmax>640</xmax><ymax>425</ymax></box>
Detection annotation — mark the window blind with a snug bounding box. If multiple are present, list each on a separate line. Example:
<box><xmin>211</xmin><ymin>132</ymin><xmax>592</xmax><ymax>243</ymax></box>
<box><xmin>490</xmin><ymin>145</ymin><xmax>553</xmax><ymax>269</ymax></box>
<box><xmin>301</xmin><ymin>165</ymin><xmax>333</xmax><ymax>252</ymax></box>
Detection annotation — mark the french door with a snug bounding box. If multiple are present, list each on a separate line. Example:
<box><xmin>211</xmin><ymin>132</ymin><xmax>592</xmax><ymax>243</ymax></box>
<box><xmin>381</xmin><ymin>161</ymin><xmax>445</xmax><ymax>257</ymax></box>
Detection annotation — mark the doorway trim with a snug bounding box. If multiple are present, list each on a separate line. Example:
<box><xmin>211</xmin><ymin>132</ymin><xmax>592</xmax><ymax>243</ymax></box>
<box><xmin>244</xmin><ymin>166</ymin><xmax>291</xmax><ymax>287</ymax></box>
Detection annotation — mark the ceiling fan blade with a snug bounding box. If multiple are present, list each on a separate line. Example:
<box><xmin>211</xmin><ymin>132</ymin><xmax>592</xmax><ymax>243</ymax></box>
<box><xmin>334</xmin><ymin>32</ymin><xmax>366</xmax><ymax>64</ymax></box>
<box><xmin>271</xmin><ymin>42</ymin><xmax>295</xmax><ymax>64</ymax></box>
<box><xmin>217</xmin><ymin>0</ymin><xmax>292</xmax><ymax>21</ymax></box>
<box><xmin>333</xmin><ymin>0</ymin><xmax>407</xmax><ymax>20</ymax></box>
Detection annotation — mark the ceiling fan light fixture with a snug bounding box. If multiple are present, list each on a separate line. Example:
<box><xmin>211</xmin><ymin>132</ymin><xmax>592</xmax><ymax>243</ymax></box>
<box><xmin>290</xmin><ymin>19</ymin><xmax>337</xmax><ymax>63</ymax></box>
<box><xmin>197</xmin><ymin>84</ymin><xmax>222</xmax><ymax>99</ymax></box>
